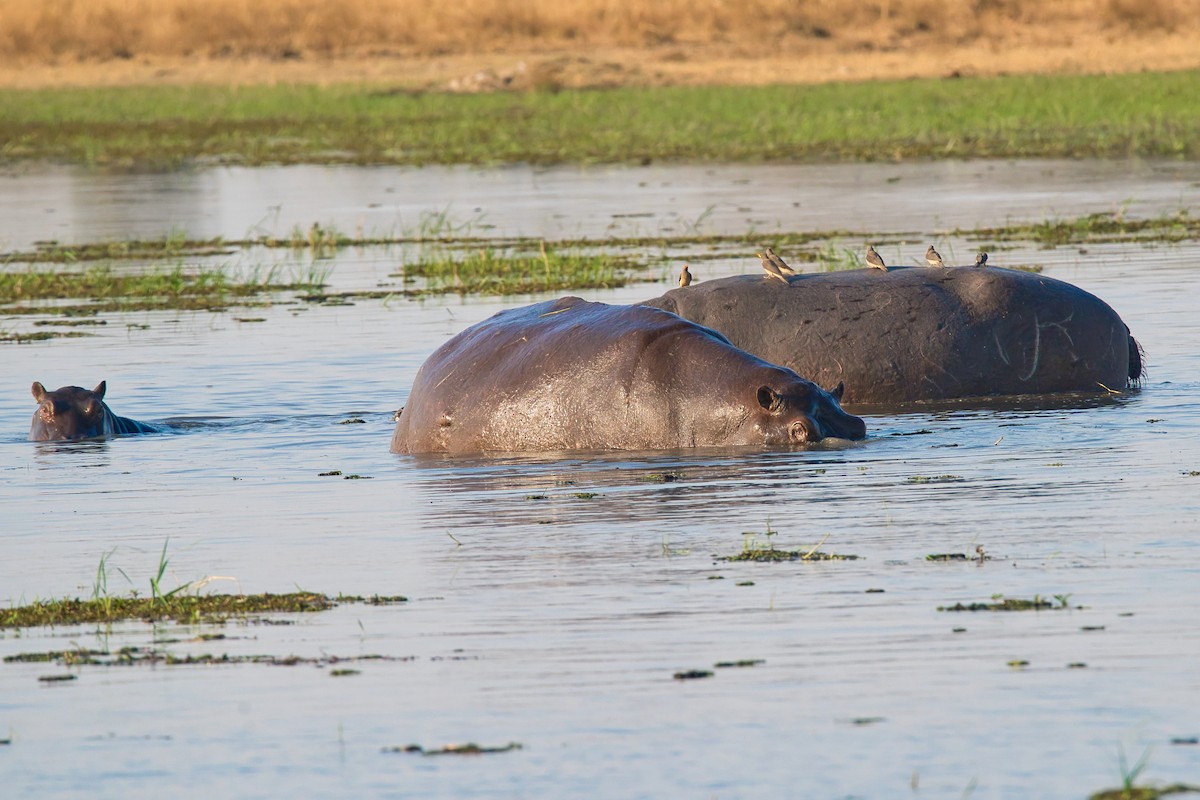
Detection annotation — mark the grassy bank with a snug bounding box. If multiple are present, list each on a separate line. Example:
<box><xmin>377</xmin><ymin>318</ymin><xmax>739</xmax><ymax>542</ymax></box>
<box><xmin>2</xmin><ymin>70</ymin><xmax>1199</xmax><ymax>167</ymax></box>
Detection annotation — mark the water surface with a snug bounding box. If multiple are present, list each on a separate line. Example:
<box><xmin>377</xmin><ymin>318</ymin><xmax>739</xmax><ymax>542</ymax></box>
<box><xmin>1</xmin><ymin>161</ymin><xmax>1199</xmax><ymax>799</ymax></box>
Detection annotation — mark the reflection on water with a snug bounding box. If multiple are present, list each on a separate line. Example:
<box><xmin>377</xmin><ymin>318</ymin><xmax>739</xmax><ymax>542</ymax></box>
<box><xmin>2</xmin><ymin>159</ymin><xmax>1198</xmax><ymax>252</ymax></box>
<box><xmin>1</xmin><ymin>162</ymin><xmax>1199</xmax><ymax>799</ymax></box>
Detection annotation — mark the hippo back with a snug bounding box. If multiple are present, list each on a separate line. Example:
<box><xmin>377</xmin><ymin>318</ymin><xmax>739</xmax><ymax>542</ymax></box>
<box><xmin>643</xmin><ymin>267</ymin><xmax>1133</xmax><ymax>407</ymax></box>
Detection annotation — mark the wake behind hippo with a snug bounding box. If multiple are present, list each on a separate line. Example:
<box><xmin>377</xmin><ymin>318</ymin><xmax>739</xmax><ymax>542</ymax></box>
<box><xmin>392</xmin><ymin>297</ymin><xmax>865</xmax><ymax>454</ymax></box>
<box><xmin>29</xmin><ymin>381</ymin><xmax>159</xmax><ymax>441</ymax></box>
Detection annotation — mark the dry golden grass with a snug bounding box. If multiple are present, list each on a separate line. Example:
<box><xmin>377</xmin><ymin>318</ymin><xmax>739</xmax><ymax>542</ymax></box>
<box><xmin>1</xmin><ymin>0</ymin><xmax>1199</xmax><ymax>88</ymax></box>
<box><xmin>3</xmin><ymin>0</ymin><xmax>1198</xmax><ymax>61</ymax></box>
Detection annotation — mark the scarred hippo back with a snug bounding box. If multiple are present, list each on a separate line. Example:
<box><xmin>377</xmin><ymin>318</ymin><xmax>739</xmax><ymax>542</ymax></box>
<box><xmin>643</xmin><ymin>267</ymin><xmax>1136</xmax><ymax>407</ymax></box>
<box><xmin>29</xmin><ymin>381</ymin><xmax>159</xmax><ymax>441</ymax></box>
<box><xmin>391</xmin><ymin>297</ymin><xmax>865</xmax><ymax>454</ymax></box>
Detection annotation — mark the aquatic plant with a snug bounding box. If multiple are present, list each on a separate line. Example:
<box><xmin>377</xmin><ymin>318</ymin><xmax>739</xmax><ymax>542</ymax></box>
<box><xmin>401</xmin><ymin>242</ymin><xmax>644</xmax><ymax>295</ymax></box>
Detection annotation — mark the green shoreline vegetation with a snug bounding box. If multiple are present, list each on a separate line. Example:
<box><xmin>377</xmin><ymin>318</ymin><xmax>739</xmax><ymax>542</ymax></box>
<box><xmin>2</xmin><ymin>70</ymin><xmax>1200</xmax><ymax>168</ymax></box>
<box><xmin>2</xmin><ymin>208</ymin><xmax>1195</xmax><ymax>334</ymax></box>
<box><xmin>5</xmin><ymin>208</ymin><xmax>1195</xmax><ymax>271</ymax></box>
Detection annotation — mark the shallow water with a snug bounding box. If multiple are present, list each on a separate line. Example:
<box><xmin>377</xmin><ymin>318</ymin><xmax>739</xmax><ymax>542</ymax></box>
<box><xmin>2</xmin><ymin>161</ymin><xmax>1200</xmax><ymax>798</ymax></box>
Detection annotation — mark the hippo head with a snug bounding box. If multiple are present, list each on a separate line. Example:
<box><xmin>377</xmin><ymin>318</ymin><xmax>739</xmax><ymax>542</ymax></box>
<box><xmin>30</xmin><ymin>381</ymin><xmax>109</xmax><ymax>441</ymax></box>
<box><xmin>754</xmin><ymin>380</ymin><xmax>867</xmax><ymax>444</ymax></box>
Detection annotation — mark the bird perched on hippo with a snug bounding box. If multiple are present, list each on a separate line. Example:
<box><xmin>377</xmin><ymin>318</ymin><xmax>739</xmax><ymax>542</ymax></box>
<box><xmin>392</xmin><ymin>297</ymin><xmax>865</xmax><ymax>454</ymax></box>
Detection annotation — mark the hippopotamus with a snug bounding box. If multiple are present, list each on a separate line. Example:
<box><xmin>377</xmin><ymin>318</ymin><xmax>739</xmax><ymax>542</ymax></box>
<box><xmin>643</xmin><ymin>266</ymin><xmax>1141</xmax><ymax>407</ymax></box>
<box><xmin>391</xmin><ymin>297</ymin><xmax>866</xmax><ymax>454</ymax></box>
<box><xmin>29</xmin><ymin>381</ymin><xmax>159</xmax><ymax>441</ymax></box>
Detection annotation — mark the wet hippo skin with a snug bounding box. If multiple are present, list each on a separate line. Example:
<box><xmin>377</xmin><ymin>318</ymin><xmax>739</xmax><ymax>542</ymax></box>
<box><xmin>643</xmin><ymin>267</ymin><xmax>1140</xmax><ymax>407</ymax></box>
<box><xmin>392</xmin><ymin>297</ymin><xmax>865</xmax><ymax>454</ymax></box>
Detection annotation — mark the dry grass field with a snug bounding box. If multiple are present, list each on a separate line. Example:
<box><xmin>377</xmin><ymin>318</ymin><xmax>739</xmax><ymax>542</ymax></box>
<box><xmin>1</xmin><ymin>0</ymin><xmax>1199</xmax><ymax>89</ymax></box>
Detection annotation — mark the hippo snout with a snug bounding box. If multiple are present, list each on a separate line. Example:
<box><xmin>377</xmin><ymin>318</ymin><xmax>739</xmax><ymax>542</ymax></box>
<box><xmin>834</xmin><ymin>413</ymin><xmax>868</xmax><ymax>441</ymax></box>
<box><xmin>818</xmin><ymin>409</ymin><xmax>867</xmax><ymax>441</ymax></box>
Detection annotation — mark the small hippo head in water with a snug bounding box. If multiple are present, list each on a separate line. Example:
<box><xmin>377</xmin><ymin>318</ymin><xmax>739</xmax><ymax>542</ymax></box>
<box><xmin>753</xmin><ymin>380</ymin><xmax>866</xmax><ymax>445</ymax></box>
<box><xmin>30</xmin><ymin>381</ymin><xmax>112</xmax><ymax>441</ymax></box>
<box><xmin>29</xmin><ymin>381</ymin><xmax>156</xmax><ymax>442</ymax></box>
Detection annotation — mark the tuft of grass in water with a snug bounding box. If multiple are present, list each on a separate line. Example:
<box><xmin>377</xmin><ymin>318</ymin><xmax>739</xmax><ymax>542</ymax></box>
<box><xmin>0</xmin><ymin>328</ymin><xmax>92</xmax><ymax>343</ymax></box>
<box><xmin>0</xmin><ymin>263</ymin><xmax>306</xmax><ymax>303</ymax></box>
<box><xmin>4</xmin><ymin>71</ymin><xmax>1200</xmax><ymax>167</ymax></box>
<box><xmin>725</xmin><ymin>525</ymin><xmax>860</xmax><ymax>562</ymax></box>
<box><xmin>398</xmin><ymin>242</ymin><xmax>643</xmax><ymax>296</ymax></box>
<box><xmin>1</xmin><ymin>592</ymin><xmax>339</xmax><ymax>628</ymax></box>
<box><xmin>967</xmin><ymin>209</ymin><xmax>1200</xmax><ymax>247</ymax></box>
<box><xmin>938</xmin><ymin>593</ymin><xmax>1073</xmax><ymax>612</ymax></box>
<box><xmin>815</xmin><ymin>242</ymin><xmax>862</xmax><ymax>272</ymax></box>
<box><xmin>2</xmin><ymin>544</ymin><xmax>409</xmax><ymax>629</ymax></box>
<box><xmin>1088</xmin><ymin>744</ymin><xmax>1200</xmax><ymax>800</ymax></box>
<box><xmin>384</xmin><ymin>742</ymin><xmax>523</xmax><ymax>756</ymax></box>
<box><xmin>906</xmin><ymin>474</ymin><xmax>965</xmax><ymax>484</ymax></box>
<box><xmin>6</xmin><ymin>231</ymin><xmax>230</xmax><ymax>264</ymax></box>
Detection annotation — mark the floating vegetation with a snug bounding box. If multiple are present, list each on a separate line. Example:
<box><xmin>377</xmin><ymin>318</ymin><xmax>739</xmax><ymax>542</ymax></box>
<box><xmin>641</xmin><ymin>471</ymin><xmax>684</xmax><ymax>483</ymax></box>
<box><xmin>384</xmin><ymin>742</ymin><xmax>523</xmax><ymax>756</ymax></box>
<box><xmin>726</xmin><ymin>548</ymin><xmax>860</xmax><ymax>562</ymax></box>
<box><xmin>1089</xmin><ymin>786</ymin><xmax>1200</xmax><ymax>800</ymax></box>
<box><xmin>3</xmin><ymin>207</ymin><xmax>1187</xmax><ymax>318</ymax></box>
<box><xmin>572</xmin><ymin>492</ymin><xmax>598</xmax><ymax>500</ymax></box>
<box><xmin>725</xmin><ymin>527</ymin><xmax>860</xmax><ymax>562</ymax></box>
<box><xmin>938</xmin><ymin>594</ymin><xmax>1075</xmax><ymax>612</ymax></box>
<box><xmin>6</xmin><ymin>648</ymin><xmax>410</xmax><ymax>670</ymax></box>
<box><xmin>0</xmin><ymin>329</ymin><xmax>92</xmax><ymax>343</ymax></box>
<box><xmin>905</xmin><ymin>474</ymin><xmax>965</xmax><ymax>484</ymax></box>
<box><xmin>673</xmin><ymin>669</ymin><xmax>714</xmax><ymax>680</ymax></box>
<box><xmin>0</xmin><ymin>263</ymin><xmax>320</xmax><ymax>316</ymax></box>
<box><xmin>0</xmin><ymin>592</ymin><xmax>407</xmax><ymax>629</ymax></box>
<box><xmin>926</xmin><ymin>550</ymin><xmax>990</xmax><ymax>563</ymax></box>
<box><xmin>32</xmin><ymin>318</ymin><xmax>107</xmax><ymax>326</ymax></box>
<box><xmin>714</xmin><ymin>659</ymin><xmax>764</xmax><ymax>669</ymax></box>
<box><xmin>971</xmin><ymin>209</ymin><xmax>1200</xmax><ymax>247</ymax></box>
<box><xmin>1088</xmin><ymin>743</ymin><xmax>1200</xmax><ymax>800</ymax></box>
<box><xmin>0</xmin><ymin>263</ymin><xmax>310</xmax><ymax>302</ymax></box>
<box><xmin>396</xmin><ymin>243</ymin><xmax>646</xmax><ymax>296</ymax></box>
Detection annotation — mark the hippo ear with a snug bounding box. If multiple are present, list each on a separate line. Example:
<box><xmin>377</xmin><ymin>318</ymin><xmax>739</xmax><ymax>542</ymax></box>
<box><xmin>93</xmin><ymin>381</ymin><xmax>107</xmax><ymax>399</ymax></box>
<box><xmin>827</xmin><ymin>382</ymin><xmax>845</xmax><ymax>402</ymax></box>
<box><xmin>757</xmin><ymin>386</ymin><xmax>783</xmax><ymax>412</ymax></box>
<box><xmin>32</xmin><ymin>382</ymin><xmax>46</xmax><ymax>402</ymax></box>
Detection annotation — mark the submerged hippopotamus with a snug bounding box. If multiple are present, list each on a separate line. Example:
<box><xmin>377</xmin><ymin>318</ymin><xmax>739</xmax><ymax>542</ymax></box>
<box><xmin>392</xmin><ymin>297</ymin><xmax>865</xmax><ymax>454</ymax></box>
<box><xmin>29</xmin><ymin>381</ymin><xmax>159</xmax><ymax>441</ymax></box>
<box><xmin>644</xmin><ymin>266</ymin><xmax>1141</xmax><ymax>407</ymax></box>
